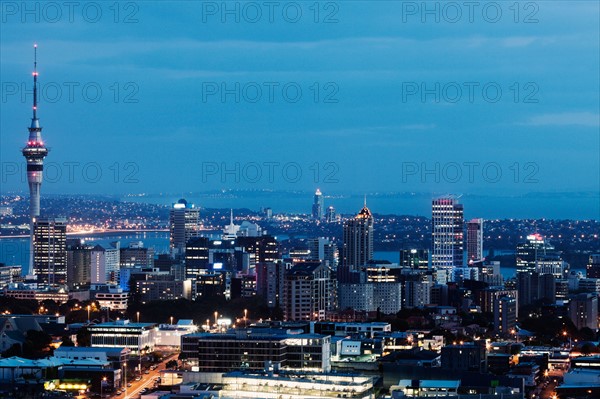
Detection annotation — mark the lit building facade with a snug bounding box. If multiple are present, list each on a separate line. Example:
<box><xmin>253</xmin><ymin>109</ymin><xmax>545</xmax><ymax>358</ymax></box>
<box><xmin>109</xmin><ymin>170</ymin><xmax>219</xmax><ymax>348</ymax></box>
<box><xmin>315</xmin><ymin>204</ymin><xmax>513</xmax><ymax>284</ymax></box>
<box><xmin>466</xmin><ymin>218</ymin><xmax>484</xmax><ymax>262</ymax></box>
<box><xmin>33</xmin><ymin>217</ymin><xmax>67</xmax><ymax>287</ymax></box>
<box><xmin>312</xmin><ymin>189</ymin><xmax>324</xmax><ymax>219</ymax></box>
<box><xmin>88</xmin><ymin>320</ymin><xmax>157</xmax><ymax>354</ymax></box>
<box><xmin>341</xmin><ymin>204</ymin><xmax>374</xmax><ymax>271</ymax></box>
<box><xmin>283</xmin><ymin>261</ymin><xmax>336</xmax><ymax>321</ymax></box>
<box><xmin>431</xmin><ymin>197</ymin><xmax>464</xmax><ymax>283</ymax></box>
<box><xmin>169</xmin><ymin>198</ymin><xmax>201</xmax><ymax>258</ymax></box>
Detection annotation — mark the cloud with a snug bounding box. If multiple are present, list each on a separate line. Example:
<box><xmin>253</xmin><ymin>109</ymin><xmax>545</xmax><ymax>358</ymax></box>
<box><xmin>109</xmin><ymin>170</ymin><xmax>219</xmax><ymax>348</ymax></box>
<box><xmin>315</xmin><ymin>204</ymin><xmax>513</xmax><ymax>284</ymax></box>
<box><xmin>521</xmin><ymin>112</ymin><xmax>600</xmax><ymax>127</ymax></box>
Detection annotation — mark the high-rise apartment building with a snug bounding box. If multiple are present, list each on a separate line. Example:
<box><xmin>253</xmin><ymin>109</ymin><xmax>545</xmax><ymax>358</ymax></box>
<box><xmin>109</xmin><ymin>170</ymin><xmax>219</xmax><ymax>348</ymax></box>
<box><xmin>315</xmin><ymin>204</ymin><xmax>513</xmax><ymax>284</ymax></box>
<box><xmin>341</xmin><ymin>203</ymin><xmax>374</xmax><ymax>272</ymax></box>
<box><xmin>33</xmin><ymin>217</ymin><xmax>67</xmax><ymax>286</ymax></box>
<box><xmin>170</xmin><ymin>198</ymin><xmax>201</xmax><ymax>258</ymax></box>
<box><xmin>466</xmin><ymin>218</ymin><xmax>484</xmax><ymax>262</ymax></box>
<box><xmin>307</xmin><ymin>237</ymin><xmax>338</xmax><ymax>269</ymax></box>
<box><xmin>312</xmin><ymin>189</ymin><xmax>324</xmax><ymax>219</ymax></box>
<box><xmin>587</xmin><ymin>254</ymin><xmax>600</xmax><ymax>278</ymax></box>
<box><xmin>431</xmin><ymin>197</ymin><xmax>464</xmax><ymax>283</ymax></box>
<box><xmin>516</xmin><ymin>234</ymin><xmax>563</xmax><ymax>274</ymax></box>
<box><xmin>568</xmin><ymin>293</ymin><xmax>598</xmax><ymax>330</ymax></box>
<box><xmin>283</xmin><ymin>261</ymin><xmax>336</xmax><ymax>321</ymax></box>
<box><xmin>66</xmin><ymin>239</ymin><xmax>92</xmax><ymax>289</ymax></box>
<box><xmin>399</xmin><ymin>249</ymin><xmax>429</xmax><ymax>270</ymax></box>
<box><xmin>91</xmin><ymin>242</ymin><xmax>121</xmax><ymax>284</ymax></box>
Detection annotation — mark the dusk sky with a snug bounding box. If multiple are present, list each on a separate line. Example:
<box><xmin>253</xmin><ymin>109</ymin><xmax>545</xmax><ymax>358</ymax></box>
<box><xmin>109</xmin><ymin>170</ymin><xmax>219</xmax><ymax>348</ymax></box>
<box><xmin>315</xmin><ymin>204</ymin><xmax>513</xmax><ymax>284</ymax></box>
<box><xmin>1</xmin><ymin>1</ymin><xmax>598</xmax><ymax>211</ymax></box>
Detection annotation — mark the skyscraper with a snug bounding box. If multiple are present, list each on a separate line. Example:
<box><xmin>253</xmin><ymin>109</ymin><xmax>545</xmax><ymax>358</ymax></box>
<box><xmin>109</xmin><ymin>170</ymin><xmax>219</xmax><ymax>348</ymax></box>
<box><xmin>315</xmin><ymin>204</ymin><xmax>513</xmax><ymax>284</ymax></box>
<box><xmin>169</xmin><ymin>199</ymin><xmax>201</xmax><ymax>258</ymax></box>
<box><xmin>66</xmin><ymin>239</ymin><xmax>92</xmax><ymax>289</ymax></box>
<box><xmin>33</xmin><ymin>217</ymin><xmax>67</xmax><ymax>287</ymax></box>
<box><xmin>586</xmin><ymin>254</ymin><xmax>600</xmax><ymax>278</ymax></box>
<box><xmin>516</xmin><ymin>233</ymin><xmax>564</xmax><ymax>274</ymax></box>
<box><xmin>22</xmin><ymin>45</ymin><xmax>49</xmax><ymax>275</ymax></box>
<box><xmin>307</xmin><ymin>237</ymin><xmax>339</xmax><ymax>269</ymax></box>
<box><xmin>325</xmin><ymin>206</ymin><xmax>336</xmax><ymax>223</ymax></box>
<box><xmin>466</xmin><ymin>218</ymin><xmax>484</xmax><ymax>262</ymax></box>
<box><xmin>312</xmin><ymin>189</ymin><xmax>324</xmax><ymax>219</ymax></box>
<box><xmin>91</xmin><ymin>242</ymin><xmax>121</xmax><ymax>283</ymax></box>
<box><xmin>493</xmin><ymin>296</ymin><xmax>517</xmax><ymax>335</ymax></box>
<box><xmin>431</xmin><ymin>197</ymin><xmax>464</xmax><ymax>283</ymax></box>
<box><xmin>341</xmin><ymin>201</ymin><xmax>374</xmax><ymax>271</ymax></box>
<box><xmin>399</xmin><ymin>249</ymin><xmax>429</xmax><ymax>270</ymax></box>
<box><xmin>568</xmin><ymin>293</ymin><xmax>598</xmax><ymax>330</ymax></box>
<box><xmin>283</xmin><ymin>261</ymin><xmax>336</xmax><ymax>321</ymax></box>
<box><xmin>185</xmin><ymin>237</ymin><xmax>210</xmax><ymax>279</ymax></box>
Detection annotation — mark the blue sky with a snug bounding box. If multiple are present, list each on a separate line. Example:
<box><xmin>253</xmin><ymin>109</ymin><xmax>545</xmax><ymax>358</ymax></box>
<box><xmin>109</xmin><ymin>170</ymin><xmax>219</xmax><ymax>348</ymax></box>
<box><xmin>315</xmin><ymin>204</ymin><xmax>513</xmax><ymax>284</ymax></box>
<box><xmin>1</xmin><ymin>1</ymin><xmax>598</xmax><ymax>205</ymax></box>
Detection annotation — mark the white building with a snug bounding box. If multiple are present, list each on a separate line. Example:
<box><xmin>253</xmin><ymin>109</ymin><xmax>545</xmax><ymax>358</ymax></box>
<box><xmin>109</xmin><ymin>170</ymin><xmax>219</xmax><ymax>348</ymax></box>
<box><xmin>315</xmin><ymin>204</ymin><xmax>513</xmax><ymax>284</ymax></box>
<box><xmin>155</xmin><ymin>320</ymin><xmax>198</xmax><ymax>347</ymax></box>
<box><xmin>91</xmin><ymin>242</ymin><xmax>120</xmax><ymax>284</ymax></box>
<box><xmin>339</xmin><ymin>283</ymin><xmax>374</xmax><ymax>312</ymax></box>
<box><xmin>219</xmin><ymin>371</ymin><xmax>375</xmax><ymax>399</ymax></box>
<box><xmin>90</xmin><ymin>283</ymin><xmax>129</xmax><ymax>311</ymax></box>
<box><xmin>88</xmin><ymin>320</ymin><xmax>157</xmax><ymax>354</ymax></box>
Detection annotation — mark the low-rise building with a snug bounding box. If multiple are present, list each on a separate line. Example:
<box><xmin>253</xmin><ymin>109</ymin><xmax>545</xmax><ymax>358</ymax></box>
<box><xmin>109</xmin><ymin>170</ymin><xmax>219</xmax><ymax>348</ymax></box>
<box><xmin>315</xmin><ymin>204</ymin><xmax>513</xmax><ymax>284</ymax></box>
<box><xmin>219</xmin><ymin>371</ymin><xmax>374</xmax><ymax>399</ymax></box>
<box><xmin>88</xmin><ymin>320</ymin><xmax>157</xmax><ymax>354</ymax></box>
<box><xmin>181</xmin><ymin>328</ymin><xmax>330</xmax><ymax>372</ymax></box>
<box><xmin>155</xmin><ymin>320</ymin><xmax>199</xmax><ymax>347</ymax></box>
<box><xmin>90</xmin><ymin>283</ymin><xmax>129</xmax><ymax>310</ymax></box>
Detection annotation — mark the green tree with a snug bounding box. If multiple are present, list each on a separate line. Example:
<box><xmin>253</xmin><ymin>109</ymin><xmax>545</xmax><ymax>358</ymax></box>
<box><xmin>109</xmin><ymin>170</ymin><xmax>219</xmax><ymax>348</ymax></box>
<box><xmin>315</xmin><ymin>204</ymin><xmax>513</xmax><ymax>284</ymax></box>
<box><xmin>61</xmin><ymin>335</ymin><xmax>75</xmax><ymax>347</ymax></box>
<box><xmin>76</xmin><ymin>327</ymin><xmax>91</xmax><ymax>347</ymax></box>
<box><xmin>22</xmin><ymin>330</ymin><xmax>52</xmax><ymax>358</ymax></box>
<box><xmin>166</xmin><ymin>360</ymin><xmax>178</xmax><ymax>369</ymax></box>
<box><xmin>1</xmin><ymin>343</ymin><xmax>22</xmax><ymax>357</ymax></box>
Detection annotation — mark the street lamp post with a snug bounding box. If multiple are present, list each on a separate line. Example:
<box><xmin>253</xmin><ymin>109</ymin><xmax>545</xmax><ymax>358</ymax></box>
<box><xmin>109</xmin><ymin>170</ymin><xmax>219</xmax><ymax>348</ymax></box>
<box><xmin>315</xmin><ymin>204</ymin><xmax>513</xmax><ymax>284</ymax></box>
<box><xmin>170</xmin><ymin>316</ymin><xmax>174</xmax><ymax>325</ymax></box>
<box><xmin>123</xmin><ymin>362</ymin><xmax>127</xmax><ymax>399</ymax></box>
<box><xmin>101</xmin><ymin>376</ymin><xmax>106</xmax><ymax>398</ymax></box>
<box><xmin>87</xmin><ymin>305</ymin><xmax>91</xmax><ymax>322</ymax></box>
<box><xmin>244</xmin><ymin>309</ymin><xmax>248</xmax><ymax>328</ymax></box>
<box><xmin>214</xmin><ymin>311</ymin><xmax>218</xmax><ymax>326</ymax></box>
<box><xmin>137</xmin><ymin>311</ymin><xmax>140</xmax><ymax>323</ymax></box>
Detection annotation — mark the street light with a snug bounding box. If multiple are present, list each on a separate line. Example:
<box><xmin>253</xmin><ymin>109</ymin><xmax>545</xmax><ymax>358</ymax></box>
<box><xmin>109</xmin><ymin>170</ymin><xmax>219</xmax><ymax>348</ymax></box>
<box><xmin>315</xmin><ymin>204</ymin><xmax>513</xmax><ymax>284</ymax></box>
<box><xmin>101</xmin><ymin>376</ymin><xmax>107</xmax><ymax>398</ymax></box>
<box><xmin>244</xmin><ymin>309</ymin><xmax>248</xmax><ymax>328</ymax></box>
<box><xmin>137</xmin><ymin>311</ymin><xmax>140</xmax><ymax>323</ymax></box>
<box><xmin>87</xmin><ymin>305</ymin><xmax>91</xmax><ymax>322</ymax></box>
<box><xmin>214</xmin><ymin>311</ymin><xmax>218</xmax><ymax>326</ymax></box>
<box><xmin>123</xmin><ymin>362</ymin><xmax>127</xmax><ymax>399</ymax></box>
<box><xmin>170</xmin><ymin>316</ymin><xmax>174</xmax><ymax>325</ymax></box>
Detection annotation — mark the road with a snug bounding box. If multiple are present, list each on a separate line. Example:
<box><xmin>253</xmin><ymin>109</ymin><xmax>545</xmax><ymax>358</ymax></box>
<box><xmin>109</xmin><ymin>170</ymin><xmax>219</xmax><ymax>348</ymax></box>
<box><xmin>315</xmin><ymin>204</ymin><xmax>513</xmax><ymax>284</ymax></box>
<box><xmin>120</xmin><ymin>353</ymin><xmax>177</xmax><ymax>399</ymax></box>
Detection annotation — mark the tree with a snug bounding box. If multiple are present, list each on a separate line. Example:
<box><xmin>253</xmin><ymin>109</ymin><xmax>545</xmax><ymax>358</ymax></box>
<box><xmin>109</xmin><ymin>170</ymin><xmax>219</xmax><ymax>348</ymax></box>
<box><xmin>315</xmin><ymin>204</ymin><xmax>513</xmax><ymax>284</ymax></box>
<box><xmin>76</xmin><ymin>327</ymin><xmax>91</xmax><ymax>347</ymax></box>
<box><xmin>61</xmin><ymin>335</ymin><xmax>75</xmax><ymax>347</ymax></box>
<box><xmin>166</xmin><ymin>360</ymin><xmax>178</xmax><ymax>370</ymax></box>
<box><xmin>22</xmin><ymin>330</ymin><xmax>52</xmax><ymax>359</ymax></box>
<box><xmin>581</xmin><ymin>343</ymin><xmax>598</xmax><ymax>355</ymax></box>
<box><xmin>2</xmin><ymin>343</ymin><xmax>22</xmax><ymax>357</ymax></box>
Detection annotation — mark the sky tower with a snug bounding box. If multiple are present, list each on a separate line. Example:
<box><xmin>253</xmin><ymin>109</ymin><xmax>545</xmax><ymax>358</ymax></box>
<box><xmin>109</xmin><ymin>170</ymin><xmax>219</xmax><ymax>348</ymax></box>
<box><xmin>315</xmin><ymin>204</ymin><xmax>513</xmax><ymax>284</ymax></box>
<box><xmin>22</xmin><ymin>44</ymin><xmax>49</xmax><ymax>275</ymax></box>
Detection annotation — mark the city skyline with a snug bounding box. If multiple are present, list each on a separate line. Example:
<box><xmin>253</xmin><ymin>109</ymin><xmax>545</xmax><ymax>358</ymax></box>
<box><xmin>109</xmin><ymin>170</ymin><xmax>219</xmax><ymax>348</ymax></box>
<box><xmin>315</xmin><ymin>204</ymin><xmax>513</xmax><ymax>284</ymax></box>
<box><xmin>0</xmin><ymin>4</ymin><xmax>599</xmax><ymax>399</ymax></box>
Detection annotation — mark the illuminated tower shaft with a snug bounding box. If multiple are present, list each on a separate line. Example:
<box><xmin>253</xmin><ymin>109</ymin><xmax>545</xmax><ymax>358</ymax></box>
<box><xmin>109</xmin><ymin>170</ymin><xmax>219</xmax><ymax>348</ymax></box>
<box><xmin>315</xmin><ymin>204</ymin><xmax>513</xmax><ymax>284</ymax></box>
<box><xmin>22</xmin><ymin>45</ymin><xmax>49</xmax><ymax>275</ymax></box>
